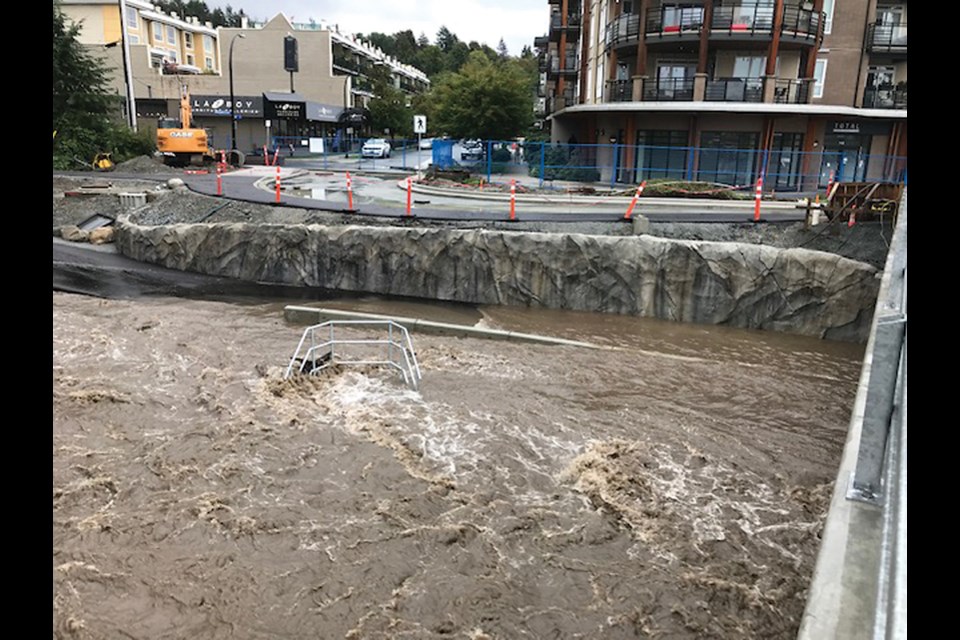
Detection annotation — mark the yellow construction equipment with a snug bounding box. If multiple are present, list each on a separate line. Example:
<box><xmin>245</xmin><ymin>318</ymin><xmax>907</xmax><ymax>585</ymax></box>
<box><xmin>156</xmin><ymin>84</ymin><xmax>216</xmax><ymax>167</ymax></box>
<box><xmin>92</xmin><ymin>152</ymin><xmax>115</xmax><ymax>171</ymax></box>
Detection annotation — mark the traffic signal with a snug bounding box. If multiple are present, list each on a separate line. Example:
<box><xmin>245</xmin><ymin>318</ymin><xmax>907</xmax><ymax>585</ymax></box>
<box><xmin>284</xmin><ymin>36</ymin><xmax>298</xmax><ymax>72</ymax></box>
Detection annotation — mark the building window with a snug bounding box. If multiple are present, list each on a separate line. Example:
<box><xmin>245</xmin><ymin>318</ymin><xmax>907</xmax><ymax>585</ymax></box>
<box><xmin>636</xmin><ymin>130</ymin><xmax>688</xmax><ymax>180</ymax></box>
<box><xmin>205</xmin><ymin>56</ymin><xmax>214</xmax><ymax>70</ymax></box>
<box><xmin>184</xmin><ymin>32</ymin><xmax>193</xmax><ymax>49</ymax></box>
<box><xmin>697</xmin><ymin>131</ymin><xmax>760</xmax><ymax>186</ymax></box>
<box><xmin>125</xmin><ymin>7</ymin><xmax>137</xmax><ymax>29</ymax></box>
<box><xmin>153</xmin><ymin>22</ymin><xmax>163</xmax><ymax>43</ymax></box>
<box><xmin>129</xmin><ymin>34</ymin><xmax>139</xmax><ymax>44</ymax></box>
<box><xmin>204</xmin><ymin>35</ymin><xmax>214</xmax><ymax>54</ymax></box>
<box><xmin>823</xmin><ymin>0</ymin><xmax>835</xmax><ymax>34</ymax></box>
<box><xmin>167</xmin><ymin>25</ymin><xmax>176</xmax><ymax>45</ymax></box>
<box><xmin>186</xmin><ymin>54</ymin><xmax>196</xmax><ymax>66</ymax></box>
<box><xmin>813</xmin><ymin>59</ymin><xmax>828</xmax><ymax>98</ymax></box>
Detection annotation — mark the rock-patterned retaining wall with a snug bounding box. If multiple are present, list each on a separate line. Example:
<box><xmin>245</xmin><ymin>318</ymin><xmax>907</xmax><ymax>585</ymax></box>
<box><xmin>114</xmin><ymin>218</ymin><xmax>880</xmax><ymax>341</ymax></box>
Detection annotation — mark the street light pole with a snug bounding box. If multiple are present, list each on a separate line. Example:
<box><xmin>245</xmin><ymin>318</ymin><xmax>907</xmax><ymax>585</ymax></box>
<box><xmin>229</xmin><ymin>32</ymin><xmax>246</xmax><ymax>161</ymax></box>
<box><xmin>117</xmin><ymin>0</ymin><xmax>137</xmax><ymax>131</ymax></box>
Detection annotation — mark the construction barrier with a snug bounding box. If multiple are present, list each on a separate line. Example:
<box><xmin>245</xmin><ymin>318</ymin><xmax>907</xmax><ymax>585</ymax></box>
<box><xmin>406</xmin><ymin>177</ymin><xmax>413</xmax><ymax>217</ymax></box>
<box><xmin>623</xmin><ymin>180</ymin><xmax>647</xmax><ymax>220</ymax></box>
<box><xmin>346</xmin><ymin>171</ymin><xmax>354</xmax><ymax>210</ymax></box>
<box><xmin>753</xmin><ymin>174</ymin><xmax>764</xmax><ymax>222</ymax></box>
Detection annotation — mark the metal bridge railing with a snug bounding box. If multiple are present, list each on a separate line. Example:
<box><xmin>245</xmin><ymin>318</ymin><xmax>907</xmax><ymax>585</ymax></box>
<box><xmin>284</xmin><ymin>320</ymin><xmax>422</xmax><ymax>390</ymax></box>
<box><xmin>798</xmin><ymin>188</ymin><xmax>907</xmax><ymax>640</ymax></box>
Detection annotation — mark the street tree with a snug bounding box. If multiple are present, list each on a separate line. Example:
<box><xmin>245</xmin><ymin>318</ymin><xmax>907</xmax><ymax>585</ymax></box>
<box><xmin>431</xmin><ymin>51</ymin><xmax>533</xmax><ymax>140</ymax></box>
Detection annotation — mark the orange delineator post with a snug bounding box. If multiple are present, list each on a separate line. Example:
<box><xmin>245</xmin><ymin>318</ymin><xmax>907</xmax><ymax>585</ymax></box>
<box><xmin>848</xmin><ymin>209</ymin><xmax>857</xmax><ymax>228</ymax></box>
<box><xmin>406</xmin><ymin>177</ymin><xmax>413</xmax><ymax>217</ymax></box>
<box><xmin>346</xmin><ymin>171</ymin><xmax>354</xmax><ymax>210</ymax></box>
<box><xmin>262</xmin><ymin>145</ymin><xmax>268</xmax><ymax>166</ymax></box>
<box><xmin>753</xmin><ymin>175</ymin><xmax>764</xmax><ymax>222</ymax></box>
<box><xmin>275</xmin><ymin>165</ymin><xmax>281</xmax><ymax>203</ymax></box>
<box><xmin>509</xmin><ymin>180</ymin><xmax>517</xmax><ymax>221</ymax></box>
<box><xmin>272</xmin><ymin>147</ymin><xmax>280</xmax><ymax>166</ymax></box>
<box><xmin>826</xmin><ymin>170</ymin><xmax>835</xmax><ymax>201</ymax></box>
<box><xmin>624</xmin><ymin>180</ymin><xmax>647</xmax><ymax>220</ymax></box>
<box><xmin>216</xmin><ymin>163</ymin><xmax>223</xmax><ymax>196</ymax></box>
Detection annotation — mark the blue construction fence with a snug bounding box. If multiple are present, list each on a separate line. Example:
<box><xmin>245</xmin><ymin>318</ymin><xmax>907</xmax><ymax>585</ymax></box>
<box><xmin>263</xmin><ymin>136</ymin><xmax>907</xmax><ymax>192</ymax></box>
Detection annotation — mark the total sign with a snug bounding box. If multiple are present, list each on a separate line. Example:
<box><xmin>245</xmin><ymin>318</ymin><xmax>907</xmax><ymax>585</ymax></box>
<box><xmin>413</xmin><ymin>115</ymin><xmax>427</xmax><ymax>134</ymax></box>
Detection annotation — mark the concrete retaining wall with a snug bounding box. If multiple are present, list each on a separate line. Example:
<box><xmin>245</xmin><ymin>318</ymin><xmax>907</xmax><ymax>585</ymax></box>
<box><xmin>114</xmin><ymin>218</ymin><xmax>880</xmax><ymax>341</ymax></box>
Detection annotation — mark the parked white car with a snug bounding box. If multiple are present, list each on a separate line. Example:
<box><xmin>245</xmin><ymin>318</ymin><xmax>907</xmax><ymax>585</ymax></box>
<box><xmin>361</xmin><ymin>138</ymin><xmax>391</xmax><ymax>158</ymax></box>
<box><xmin>418</xmin><ymin>137</ymin><xmax>434</xmax><ymax>150</ymax></box>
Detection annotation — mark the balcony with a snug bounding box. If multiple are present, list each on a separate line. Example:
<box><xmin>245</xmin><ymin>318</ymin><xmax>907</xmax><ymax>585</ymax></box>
<box><xmin>545</xmin><ymin>55</ymin><xmax>579</xmax><ymax>78</ymax></box>
<box><xmin>546</xmin><ymin>88</ymin><xmax>577</xmax><ymax>114</ymax></box>
<box><xmin>863</xmin><ymin>85</ymin><xmax>907</xmax><ymax>109</ymax></box>
<box><xmin>705</xmin><ymin>77</ymin><xmax>763</xmax><ymax>102</ymax></box>
<box><xmin>549</xmin><ymin>12</ymin><xmax>582</xmax><ymax>42</ymax></box>
<box><xmin>866</xmin><ymin>22</ymin><xmax>907</xmax><ymax>55</ymax></box>
<box><xmin>711</xmin><ymin>2</ymin><xmax>774</xmax><ymax>39</ymax></box>
<box><xmin>604</xmin><ymin>79</ymin><xmax>634</xmax><ymax>102</ymax></box>
<box><xmin>534</xmin><ymin>35</ymin><xmax>549</xmax><ymax>50</ymax></box>
<box><xmin>773</xmin><ymin>78</ymin><xmax>810</xmax><ymax>104</ymax></box>
<box><xmin>779</xmin><ymin>5</ymin><xmax>823</xmax><ymax>43</ymax></box>
<box><xmin>645</xmin><ymin>7</ymin><xmax>704</xmax><ymax>40</ymax></box>
<box><xmin>643</xmin><ymin>77</ymin><xmax>695</xmax><ymax>101</ymax></box>
<box><xmin>605</xmin><ymin>13</ymin><xmax>641</xmax><ymax>50</ymax></box>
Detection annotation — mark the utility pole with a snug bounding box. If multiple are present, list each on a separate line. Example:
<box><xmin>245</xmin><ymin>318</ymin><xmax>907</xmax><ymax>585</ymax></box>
<box><xmin>117</xmin><ymin>0</ymin><xmax>137</xmax><ymax>131</ymax></box>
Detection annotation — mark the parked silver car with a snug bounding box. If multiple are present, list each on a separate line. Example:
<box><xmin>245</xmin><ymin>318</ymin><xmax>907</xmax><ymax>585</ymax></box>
<box><xmin>361</xmin><ymin>138</ymin><xmax>392</xmax><ymax>158</ymax></box>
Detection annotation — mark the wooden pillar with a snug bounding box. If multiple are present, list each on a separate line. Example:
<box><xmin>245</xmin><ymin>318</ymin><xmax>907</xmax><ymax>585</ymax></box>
<box><xmin>558</xmin><ymin>0</ymin><xmax>569</xmax><ymax>99</ymax></box>
<box><xmin>637</xmin><ymin>0</ymin><xmax>649</xmax><ymax>76</ymax></box>
<box><xmin>759</xmin><ymin>117</ymin><xmax>776</xmax><ymax>179</ymax></box>
<box><xmin>579</xmin><ymin>0</ymin><xmax>592</xmax><ymax>103</ymax></box>
<box><xmin>765</xmin><ymin>0</ymin><xmax>784</xmax><ymax>75</ymax></box>
<box><xmin>697</xmin><ymin>0</ymin><xmax>714</xmax><ymax>74</ymax></box>
<box><xmin>688</xmin><ymin>115</ymin><xmax>700</xmax><ymax>179</ymax></box>
<box><xmin>800</xmin><ymin>117</ymin><xmax>819</xmax><ymax>190</ymax></box>
<box><xmin>804</xmin><ymin>0</ymin><xmax>825</xmax><ymax>79</ymax></box>
<box><xmin>625</xmin><ymin>117</ymin><xmax>636</xmax><ymax>182</ymax></box>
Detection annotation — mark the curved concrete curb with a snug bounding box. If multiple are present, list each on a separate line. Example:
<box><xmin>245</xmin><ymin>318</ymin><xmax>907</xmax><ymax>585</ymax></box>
<box><xmin>283</xmin><ymin>305</ymin><xmax>616</xmax><ymax>351</ymax></box>
<box><xmin>401</xmin><ymin>180</ymin><xmax>798</xmax><ymax>210</ymax></box>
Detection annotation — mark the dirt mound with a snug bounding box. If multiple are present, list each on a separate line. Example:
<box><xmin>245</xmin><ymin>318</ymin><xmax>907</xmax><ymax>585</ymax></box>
<box><xmin>115</xmin><ymin>155</ymin><xmax>179</xmax><ymax>174</ymax></box>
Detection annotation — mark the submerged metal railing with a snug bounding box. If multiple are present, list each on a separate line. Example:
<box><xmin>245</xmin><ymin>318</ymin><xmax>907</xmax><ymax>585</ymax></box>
<box><xmin>284</xmin><ymin>320</ymin><xmax>422</xmax><ymax>390</ymax></box>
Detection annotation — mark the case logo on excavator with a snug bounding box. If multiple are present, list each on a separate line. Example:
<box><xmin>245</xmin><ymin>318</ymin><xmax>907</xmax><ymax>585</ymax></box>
<box><xmin>170</xmin><ymin>131</ymin><xmax>195</xmax><ymax>138</ymax></box>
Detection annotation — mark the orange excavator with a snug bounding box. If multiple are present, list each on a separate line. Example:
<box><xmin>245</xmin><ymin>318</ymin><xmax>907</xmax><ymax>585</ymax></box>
<box><xmin>156</xmin><ymin>84</ymin><xmax>217</xmax><ymax>167</ymax></box>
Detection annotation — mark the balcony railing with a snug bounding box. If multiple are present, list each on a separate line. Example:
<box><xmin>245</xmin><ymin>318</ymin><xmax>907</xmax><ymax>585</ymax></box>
<box><xmin>605</xmin><ymin>13</ymin><xmax>641</xmax><ymax>49</ymax></box>
<box><xmin>780</xmin><ymin>6</ymin><xmax>823</xmax><ymax>39</ymax></box>
<box><xmin>643</xmin><ymin>77</ymin><xmax>695</xmax><ymax>101</ymax></box>
<box><xmin>604</xmin><ymin>79</ymin><xmax>634</xmax><ymax>103</ymax></box>
<box><xmin>645</xmin><ymin>7</ymin><xmax>704</xmax><ymax>36</ymax></box>
<box><xmin>705</xmin><ymin>77</ymin><xmax>764</xmax><ymax>102</ymax></box>
<box><xmin>549</xmin><ymin>12</ymin><xmax>582</xmax><ymax>40</ymax></box>
<box><xmin>547</xmin><ymin>55</ymin><xmax>580</xmax><ymax>76</ymax></box>
<box><xmin>866</xmin><ymin>22</ymin><xmax>908</xmax><ymax>53</ymax></box>
<box><xmin>711</xmin><ymin>2</ymin><xmax>775</xmax><ymax>34</ymax></box>
<box><xmin>773</xmin><ymin>78</ymin><xmax>810</xmax><ymax>104</ymax></box>
<box><xmin>863</xmin><ymin>86</ymin><xmax>908</xmax><ymax>109</ymax></box>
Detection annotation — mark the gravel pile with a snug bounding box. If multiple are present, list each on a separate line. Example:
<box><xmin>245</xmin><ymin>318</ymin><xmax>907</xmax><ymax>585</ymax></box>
<box><xmin>115</xmin><ymin>155</ymin><xmax>180</xmax><ymax>175</ymax></box>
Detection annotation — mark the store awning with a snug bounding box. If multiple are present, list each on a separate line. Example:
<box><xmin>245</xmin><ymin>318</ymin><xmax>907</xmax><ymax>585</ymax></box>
<box><xmin>307</xmin><ymin>103</ymin><xmax>344</xmax><ymax>122</ymax></box>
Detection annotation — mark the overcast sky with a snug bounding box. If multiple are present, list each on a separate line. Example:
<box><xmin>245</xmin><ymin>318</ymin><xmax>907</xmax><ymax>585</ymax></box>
<box><xmin>203</xmin><ymin>0</ymin><xmax>548</xmax><ymax>56</ymax></box>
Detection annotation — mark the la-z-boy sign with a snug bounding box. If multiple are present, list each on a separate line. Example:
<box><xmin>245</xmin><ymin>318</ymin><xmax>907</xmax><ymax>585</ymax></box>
<box><xmin>191</xmin><ymin>96</ymin><xmax>263</xmax><ymax>117</ymax></box>
<box><xmin>266</xmin><ymin>100</ymin><xmax>305</xmax><ymax>120</ymax></box>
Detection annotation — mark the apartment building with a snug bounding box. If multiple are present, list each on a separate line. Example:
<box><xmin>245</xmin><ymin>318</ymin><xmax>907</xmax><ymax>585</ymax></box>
<box><xmin>59</xmin><ymin>3</ymin><xmax>429</xmax><ymax>153</ymax></box>
<box><xmin>62</xmin><ymin>0</ymin><xmax>221</xmax><ymax>74</ymax></box>
<box><xmin>534</xmin><ymin>0</ymin><xmax>907</xmax><ymax>189</ymax></box>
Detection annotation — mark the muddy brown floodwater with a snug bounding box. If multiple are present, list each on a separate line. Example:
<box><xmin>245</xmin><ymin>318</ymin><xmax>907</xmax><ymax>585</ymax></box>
<box><xmin>53</xmin><ymin>291</ymin><xmax>864</xmax><ymax>639</ymax></box>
